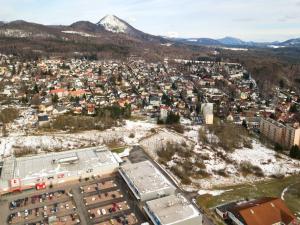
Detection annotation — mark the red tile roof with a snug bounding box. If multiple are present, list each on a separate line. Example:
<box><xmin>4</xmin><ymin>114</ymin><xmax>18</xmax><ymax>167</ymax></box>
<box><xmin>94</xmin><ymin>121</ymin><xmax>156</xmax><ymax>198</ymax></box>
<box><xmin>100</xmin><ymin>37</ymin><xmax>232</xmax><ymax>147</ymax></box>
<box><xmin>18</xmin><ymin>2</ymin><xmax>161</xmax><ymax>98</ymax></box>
<box><xmin>232</xmin><ymin>197</ymin><xmax>297</xmax><ymax>225</ymax></box>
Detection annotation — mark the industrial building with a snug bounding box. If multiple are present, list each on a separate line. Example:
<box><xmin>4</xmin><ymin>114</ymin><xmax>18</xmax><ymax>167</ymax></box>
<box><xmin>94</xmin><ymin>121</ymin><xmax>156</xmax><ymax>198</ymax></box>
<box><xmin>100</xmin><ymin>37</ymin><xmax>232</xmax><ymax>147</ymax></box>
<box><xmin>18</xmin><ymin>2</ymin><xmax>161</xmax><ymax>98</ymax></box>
<box><xmin>144</xmin><ymin>194</ymin><xmax>203</xmax><ymax>225</ymax></box>
<box><xmin>0</xmin><ymin>146</ymin><xmax>119</xmax><ymax>193</ymax></box>
<box><xmin>119</xmin><ymin>160</ymin><xmax>176</xmax><ymax>202</ymax></box>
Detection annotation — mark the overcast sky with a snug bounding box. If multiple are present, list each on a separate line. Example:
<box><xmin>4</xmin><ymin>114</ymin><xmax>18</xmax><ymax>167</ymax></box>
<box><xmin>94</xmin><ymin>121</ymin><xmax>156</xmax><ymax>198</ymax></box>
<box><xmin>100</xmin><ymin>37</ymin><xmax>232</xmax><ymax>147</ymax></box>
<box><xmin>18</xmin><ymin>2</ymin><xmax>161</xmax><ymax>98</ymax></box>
<box><xmin>1</xmin><ymin>0</ymin><xmax>300</xmax><ymax>42</ymax></box>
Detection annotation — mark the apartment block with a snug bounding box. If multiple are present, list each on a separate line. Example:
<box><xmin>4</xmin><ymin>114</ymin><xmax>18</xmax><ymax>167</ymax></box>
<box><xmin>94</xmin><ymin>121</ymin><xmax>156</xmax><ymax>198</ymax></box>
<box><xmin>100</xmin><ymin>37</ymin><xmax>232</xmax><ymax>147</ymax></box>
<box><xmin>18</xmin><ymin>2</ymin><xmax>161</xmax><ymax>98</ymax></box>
<box><xmin>201</xmin><ymin>103</ymin><xmax>214</xmax><ymax>125</ymax></box>
<box><xmin>260</xmin><ymin>117</ymin><xmax>300</xmax><ymax>148</ymax></box>
<box><xmin>285</xmin><ymin>123</ymin><xmax>300</xmax><ymax>147</ymax></box>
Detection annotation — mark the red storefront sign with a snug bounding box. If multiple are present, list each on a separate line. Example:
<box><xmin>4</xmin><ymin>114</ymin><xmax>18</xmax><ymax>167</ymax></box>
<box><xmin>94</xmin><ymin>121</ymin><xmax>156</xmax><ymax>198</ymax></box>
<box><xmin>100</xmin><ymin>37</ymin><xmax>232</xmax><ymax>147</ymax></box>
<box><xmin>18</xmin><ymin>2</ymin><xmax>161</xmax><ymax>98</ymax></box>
<box><xmin>10</xmin><ymin>178</ymin><xmax>22</xmax><ymax>192</ymax></box>
<box><xmin>36</xmin><ymin>182</ymin><xmax>46</xmax><ymax>190</ymax></box>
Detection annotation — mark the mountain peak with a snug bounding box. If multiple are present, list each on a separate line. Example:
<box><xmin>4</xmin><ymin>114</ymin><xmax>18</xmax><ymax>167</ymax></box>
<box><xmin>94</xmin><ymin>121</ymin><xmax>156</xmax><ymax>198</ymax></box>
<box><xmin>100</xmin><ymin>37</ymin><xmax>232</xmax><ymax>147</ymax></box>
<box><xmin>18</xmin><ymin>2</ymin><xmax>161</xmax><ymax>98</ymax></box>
<box><xmin>101</xmin><ymin>14</ymin><xmax>118</xmax><ymax>20</ymax></box>
<box><xmin>97</xmin><ymin>15</ymin><xmax>129</xmax><ymax>33</ymax></box>
<box><xmin>218</xmin><ymin>36</ymin><xmax>245</xmax><ymax>45</ymax></box>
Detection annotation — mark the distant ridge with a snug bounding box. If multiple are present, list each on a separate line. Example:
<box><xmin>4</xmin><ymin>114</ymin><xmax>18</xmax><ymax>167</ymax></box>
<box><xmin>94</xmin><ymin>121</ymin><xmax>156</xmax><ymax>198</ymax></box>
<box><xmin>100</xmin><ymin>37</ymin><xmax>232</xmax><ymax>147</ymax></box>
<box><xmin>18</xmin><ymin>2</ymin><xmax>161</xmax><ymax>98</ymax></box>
<box><xmin>0</xmin><ymin>15</ymin><xmax>299</xmax><ymax>48</ymax></box>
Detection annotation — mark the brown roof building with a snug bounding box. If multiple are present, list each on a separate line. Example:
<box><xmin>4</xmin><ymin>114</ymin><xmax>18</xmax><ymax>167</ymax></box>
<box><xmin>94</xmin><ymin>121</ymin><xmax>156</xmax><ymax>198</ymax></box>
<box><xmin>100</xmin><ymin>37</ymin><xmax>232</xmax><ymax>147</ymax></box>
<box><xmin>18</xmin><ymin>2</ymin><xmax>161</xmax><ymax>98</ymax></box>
<box><xmin>226</xmin><ymin>197</ymin><xmax>299</xmax><ymax>225</ymax></box>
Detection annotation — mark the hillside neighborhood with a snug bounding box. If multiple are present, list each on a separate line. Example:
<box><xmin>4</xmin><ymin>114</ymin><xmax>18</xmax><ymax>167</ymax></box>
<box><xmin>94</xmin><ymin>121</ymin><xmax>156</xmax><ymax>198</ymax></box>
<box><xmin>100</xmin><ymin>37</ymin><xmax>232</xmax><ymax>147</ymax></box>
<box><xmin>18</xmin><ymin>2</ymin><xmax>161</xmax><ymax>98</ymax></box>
<box><xmin>0</xmin><ymin>51</ymin><xmax>300</xmax><ymax>225</ymax></box>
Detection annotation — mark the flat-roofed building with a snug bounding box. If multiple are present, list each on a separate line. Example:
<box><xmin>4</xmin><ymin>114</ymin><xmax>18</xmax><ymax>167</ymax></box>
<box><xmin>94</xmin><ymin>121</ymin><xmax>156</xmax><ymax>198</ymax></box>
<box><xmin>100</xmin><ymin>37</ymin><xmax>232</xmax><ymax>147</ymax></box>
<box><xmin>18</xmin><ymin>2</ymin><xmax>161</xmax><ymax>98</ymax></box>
<box><xmin>144</xmin><ymin>194</ymin><xmax>203</xmax><ymax>225</ymax></box>
<box><xmin>0</xmin><ymin>146</ymin><xmax>119</xmax><ymax>193</ymax></box>
<box><xmin>119</xmin><ymin>160</ymin><xmax>176</xmax><ymax>202</ymax></box>
<box><xmin>260</xmin><ymin>117</ymin><xmax>285</xmax><ymax>145</ymax></box>
<box><xmin>260</xmin><ymin>118</ymin><xmax>300</xmax><ymax>147</ymax></box>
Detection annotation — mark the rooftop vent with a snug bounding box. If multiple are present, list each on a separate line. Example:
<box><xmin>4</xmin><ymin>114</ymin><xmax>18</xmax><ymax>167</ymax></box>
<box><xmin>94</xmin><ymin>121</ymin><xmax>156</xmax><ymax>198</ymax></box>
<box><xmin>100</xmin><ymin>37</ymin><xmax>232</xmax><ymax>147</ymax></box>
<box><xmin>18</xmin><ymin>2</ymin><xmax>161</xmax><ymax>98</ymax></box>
<box><xmin>94</xmin><ymin>147</ymin><xmax>106</xmax><ymax>152</ymax></box>
<box><xmin>55</xmin><ymin>156</ymin><xmax>79</xmax><ymax>164</ymax></box>
<box><xmin>167</xmin><ymin>201</ymin><xmax>175</xmax><ymax>207</ymax></box>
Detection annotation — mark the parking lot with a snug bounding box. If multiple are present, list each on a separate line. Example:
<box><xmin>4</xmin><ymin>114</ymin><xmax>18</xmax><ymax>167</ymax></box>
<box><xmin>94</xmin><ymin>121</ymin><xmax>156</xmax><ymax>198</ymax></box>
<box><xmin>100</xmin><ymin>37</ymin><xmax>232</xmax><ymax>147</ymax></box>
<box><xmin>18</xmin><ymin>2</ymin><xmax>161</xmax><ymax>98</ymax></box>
<box><xmin>94</xmin><ymin>213</ymin><xmax>139</xmax><ymax>225</ymax></box>
<box><xmin>80</xmin><ymin>174</ymin><xmax>145</xmax><ymax>225</ymax></box>
<box><xmin>80</xmin><ymin>180</ymin><xmax>117</xmax><ymax>195</ymax></box>
<box><xmin>84</xmin><ymin>190</ymin><xmax>123</xmax><ymax>206</ymax></box>
<box><xmin>0</xmin><ymin>173</ymin><xmax>148</xmax><ymax>225</ymax></box>
<box><xmin>4</xmin><ymin>187</ymin><xmax>79</xmax><ymax>225</ymax></box>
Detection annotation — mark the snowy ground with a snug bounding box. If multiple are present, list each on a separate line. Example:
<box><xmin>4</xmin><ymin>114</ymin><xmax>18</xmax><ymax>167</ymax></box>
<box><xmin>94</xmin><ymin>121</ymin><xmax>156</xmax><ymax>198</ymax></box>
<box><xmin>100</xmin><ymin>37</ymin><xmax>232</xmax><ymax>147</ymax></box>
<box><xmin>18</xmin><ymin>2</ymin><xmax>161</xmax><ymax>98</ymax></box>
<box><xmin>0</xmin><ymin>120</ymin><xmax>157</xmax><ymax>157</ymax></box>
<box><xmin>1</xmin><ymin>117</ymin><xmax>300</xmax><ymax>193</ymax></box>
<box><xmin>139</xmin><ymin>128</ymin><xmax>192</xmax><ymax>158</ymax></box>
<box><xmin>198</xmin><ymin>189</ymin><xmax>232</xmax><ymax>196</ymax></box>
<box><xmin>139</xmin><ymin>123</ymin><xmax>300</xmax><ymax>190</ymax></box>
<box><xmin>1</xmin><ymin>107</ymin><xmax>37</xmax><ymax>136</ymax></box>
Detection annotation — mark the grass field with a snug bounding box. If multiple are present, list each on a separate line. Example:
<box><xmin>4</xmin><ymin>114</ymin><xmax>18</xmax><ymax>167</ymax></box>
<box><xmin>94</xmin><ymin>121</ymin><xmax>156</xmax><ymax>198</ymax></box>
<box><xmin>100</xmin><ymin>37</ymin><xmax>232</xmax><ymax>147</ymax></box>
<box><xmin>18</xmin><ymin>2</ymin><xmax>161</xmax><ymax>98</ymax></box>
<box><xmin>111</xmin><ymin>146</ymin><xmax>127</xmax><ymax>154</ymax></box>
<box><xmin>197</xmin><ymin>175</ymin><xmax>300</xmax><ymax>216</ymax></box>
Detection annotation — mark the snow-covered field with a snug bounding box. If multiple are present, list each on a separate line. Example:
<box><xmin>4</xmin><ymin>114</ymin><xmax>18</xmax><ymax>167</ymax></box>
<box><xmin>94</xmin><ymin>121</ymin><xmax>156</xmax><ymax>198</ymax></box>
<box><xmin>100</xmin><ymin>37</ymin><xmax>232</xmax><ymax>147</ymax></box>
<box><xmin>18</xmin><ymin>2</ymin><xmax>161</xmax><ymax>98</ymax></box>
<box><xmin>139</xmin><ymin>123</ymin><xmax>300</xmax><ymax>190</ymax></box>
<box><xmin>1</xmin><ymin>118</ymin><xmax>300</xmax><ymax>192</ymax></box>
<box><xmin>0</xmin><ymin>120</ymin><xmax>157</xmax><ymax>157</ymax></box>
<box><xmin>231</xmin><ymin>142</ymin><xmax>299</xmax><ymax>176</ymax></box>
<box><xmin>139</xmin><ymin>128</ymin><xmax>191</xmax><ymax>158</ymax></box>
<box><xmin>62</xmin><ymin>30</ymin><xmax>96</xmax><ymax>37</ymax></box>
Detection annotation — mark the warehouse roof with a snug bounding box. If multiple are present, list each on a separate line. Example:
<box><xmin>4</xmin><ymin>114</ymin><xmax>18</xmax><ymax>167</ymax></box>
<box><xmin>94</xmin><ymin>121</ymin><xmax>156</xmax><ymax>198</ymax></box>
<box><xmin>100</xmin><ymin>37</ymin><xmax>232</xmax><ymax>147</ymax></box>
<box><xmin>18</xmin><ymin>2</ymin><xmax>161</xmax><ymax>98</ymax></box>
<box><xmin>145</xmin><ymin>194</ymin><xmax>201</xmax><ymax>225</ymax></box>
<box><xmin>0</xmin><ymin>146</ymin><xmax>118</xmax><ymax>182</ymax></box>
<box><xmin>120</xmin><ymin>160</ymin><xmax>174</xmax><ymax>195</ymax></box>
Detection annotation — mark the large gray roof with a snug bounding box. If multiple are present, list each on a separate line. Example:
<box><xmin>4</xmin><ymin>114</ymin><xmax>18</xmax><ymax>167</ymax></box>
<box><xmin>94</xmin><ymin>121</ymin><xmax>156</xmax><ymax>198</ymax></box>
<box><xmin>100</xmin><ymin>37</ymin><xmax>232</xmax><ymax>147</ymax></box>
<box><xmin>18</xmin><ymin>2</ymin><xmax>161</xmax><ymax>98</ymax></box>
<box><xmin>146</xmin><ymin>194</ymin><xmax>201</xmax><ymax>225</ymax></box>
<box><xmin>121</xmin><ymin>160</ymin><xmax>174</xmax><ymax>195</ymax></box>
<box><xmin>1</xmin><ymin>146</ymin><xmax>118</xmax><ymax>182</ymax></box>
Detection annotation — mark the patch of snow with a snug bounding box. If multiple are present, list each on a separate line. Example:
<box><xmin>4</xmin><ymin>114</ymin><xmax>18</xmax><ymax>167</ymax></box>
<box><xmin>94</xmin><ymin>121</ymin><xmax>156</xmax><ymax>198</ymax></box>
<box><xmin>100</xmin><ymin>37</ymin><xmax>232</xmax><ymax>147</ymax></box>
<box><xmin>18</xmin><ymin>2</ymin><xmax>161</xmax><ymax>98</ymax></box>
<box><xmin>183</xmin><ymin>124</ymin><xmax>201</xmax><ymax>142</ymax></box>
<box><xmin>281</xmin><ymin>186</ymin><xmax>290</xmax><ymax>200</ymax></box>
<box><xmin>62</xmin><ymin>31</ymin><xmax>96</xmax><ymax>37</ymax></box>
<box><xmin>268</xmin><ymin>45</ymin><xmax>285</xmax><ymax>49</ymax></box>
<box><xmin>221</xmin><ymin>47</ymin><xmax>248</xmax><ymax>51</ymax></box>
<box><xmin>97</xmin><ymin>15</ymin><xmax>128</xmax><ymax>33</ymax></box>
<box><xmin>230</xmin><ymin>141</ymin><xmax>300</xmax><ymax>176</ymax></box>
<box><xmin>118</xmin><ymin>147</ymin><xmax>131</xmax><ymax>158</ymax></box>
<box><xmin>0</xmin><ymin>119</ymin><xmax>158</xmax><ymax>158</ymax></box>
<box><xmin>161</xmin><ymin>43</ymin><xmax>173</xmax><ymax>47</ymax></box>
<box><xmin>198</xmin><ymin>189</ymin><xmax>232</xmax><ymax>196</ymax></box>
<box><xmin>140</xmin><ymin>128</ymin><xmax>193</xmax><ymax>158</ymax></box>
<box><xmin>141</xmin><ymin>125</ymin><xmax>300</xmax><ymax>189</ymax></box>
<box><xmin>0</xmin><ymin>29</ymin><xmax>31</xmax><ymax>38</ymax></box>
<box><xmin>0</xmin><ymin>29</ymin><xmax>55</xmax><ymax>39</ymax></box>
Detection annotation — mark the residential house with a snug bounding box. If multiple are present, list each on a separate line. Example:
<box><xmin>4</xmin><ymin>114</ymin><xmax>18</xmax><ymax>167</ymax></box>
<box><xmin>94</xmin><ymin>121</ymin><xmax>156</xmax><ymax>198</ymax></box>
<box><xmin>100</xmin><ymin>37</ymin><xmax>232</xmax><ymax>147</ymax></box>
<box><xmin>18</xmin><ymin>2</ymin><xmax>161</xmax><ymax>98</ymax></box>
<box><xmin>216</xmin><ymin>197</ymin><xmax>298</xmax><ymax>225</ymax></box>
